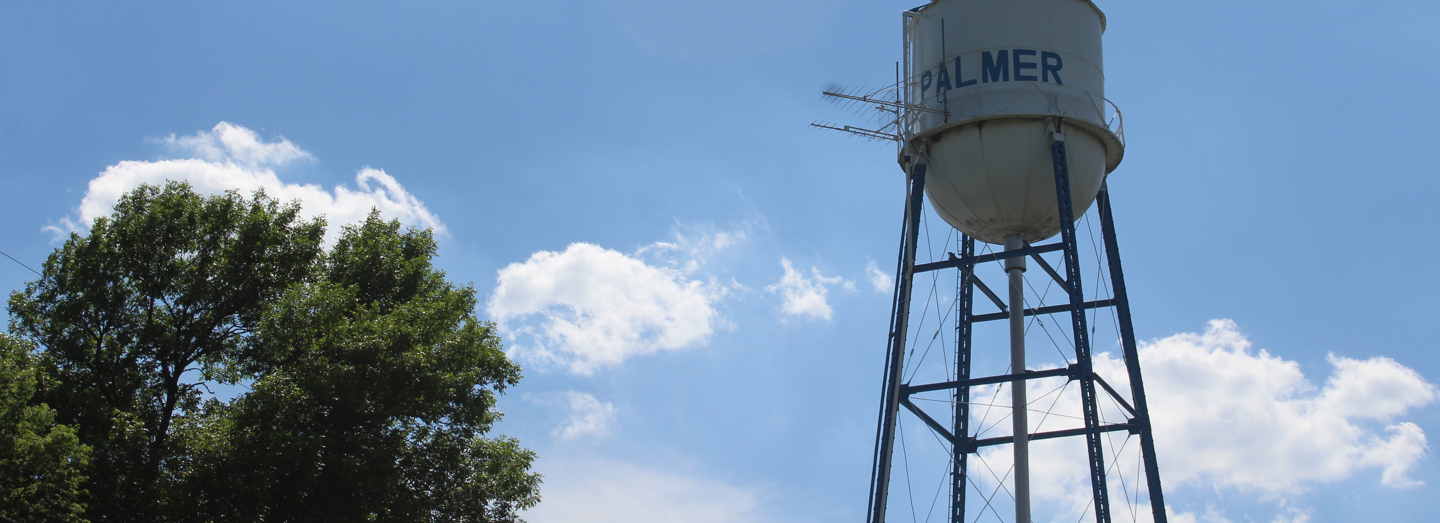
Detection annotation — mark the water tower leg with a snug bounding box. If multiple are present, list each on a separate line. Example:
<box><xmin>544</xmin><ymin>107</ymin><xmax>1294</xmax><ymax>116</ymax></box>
<box><xmin>1005</xmin><ymin>234</ymin><xmax>1031</xmax><ymax>523</ymax></box>
<box><xmin>951</xmin><ymin>235</ymin><xmax>975</xmax><ymax>523</ymax></box>
<box><xmin>1097</xmin><ymin>188</ymin><xmax>1168</xmax><ymax>523</ymax></box>
<box><xmin>868</xmin><ymin>161</ymin><xmax>929</xmax><ymax>523</ymax></box>
<box><xmin>1051</xmin><ymin>129</ymin><xmax>1112</xmax><ymax>523</ymax></box>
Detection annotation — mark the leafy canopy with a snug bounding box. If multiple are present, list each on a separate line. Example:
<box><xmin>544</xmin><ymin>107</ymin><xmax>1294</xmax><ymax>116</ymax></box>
<box><xmin>6</xmin><ymin>183</ymin><xmax>539</xmax><ymax>522</ymax></box>
<box><xmin>0</xmin><ymin>335</ymin><xmax>89</xmax><ymax>523</ymax></box>
<box><xmin>182</xmin><ymin>213</ymin><xmax>539</xmax><ymax>521</ymax></box>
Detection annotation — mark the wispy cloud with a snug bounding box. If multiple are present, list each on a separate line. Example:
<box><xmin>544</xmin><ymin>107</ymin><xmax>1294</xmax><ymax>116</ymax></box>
<box><xmin>765</xmin><ymin>258</ymin><xmax>852</xmax><ymax>322</ymax></box>
<box><xmin>865</xmin><ymin>258</ymin><xmax>892</xmax><ymax>293</ymax></box>
<box><xmin>159</xmin><ymin>121</ymin><xmax>312</xmax><ymax>166</ymax></box>
<box><xmin>551</xmin><ymin>391</ymin><xmax>619</xmax><ymax>441</ymax></box>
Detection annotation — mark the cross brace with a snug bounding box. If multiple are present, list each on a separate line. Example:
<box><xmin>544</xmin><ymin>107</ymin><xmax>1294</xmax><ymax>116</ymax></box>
<box><xmin>900</xmin><ymin>396</ymin><xmax>1138</xmax><ymax>453</ymax></box>
<box><xmin>914</xmin><ymin>243</ymin><xmax>1064</xmax><ymax>273</ymax></box>
<box><xmin>971</xmin><ymin>299</ymin><xmax>1115</xmax><ymax>323</ymax></box>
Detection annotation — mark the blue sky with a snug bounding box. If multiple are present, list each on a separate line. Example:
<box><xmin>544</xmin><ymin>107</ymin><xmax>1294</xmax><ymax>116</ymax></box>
<box><xmin>3</xmin><ymin>1</ymin><xmax>1439</xmax><ymax>522</ymax></box>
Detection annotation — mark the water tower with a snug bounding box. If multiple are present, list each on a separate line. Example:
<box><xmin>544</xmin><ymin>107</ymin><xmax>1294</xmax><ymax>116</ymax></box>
<box><xmin>815</xmin><ymin>1</ymin><xmax>1167</xmax><ymax>522</ymax></box>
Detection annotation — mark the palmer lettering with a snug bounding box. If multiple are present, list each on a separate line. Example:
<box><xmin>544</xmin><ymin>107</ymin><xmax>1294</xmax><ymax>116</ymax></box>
<box><xmin>954</xmin><ymin>57</ymin><xmax>977</xmax><ymax>88</ymax></box>
<box><xmin>924</xmin><ymin>48</ymin><xmax>1065</xmax><ymax>99</ymax></box>
<box><xmin>1041</xmin><ymin>51</ymin><xmax>1063</xmax><ymax>84</ymax></box>
<box><xmin>1012</xmin><ymin>49</ymin><xmax>1038</xmax><ymax>82</ymax></box>
<box><xmin>982</xmin><ymin>50</ymin><xmax>1009</xmax><ymax>83</ymax></box>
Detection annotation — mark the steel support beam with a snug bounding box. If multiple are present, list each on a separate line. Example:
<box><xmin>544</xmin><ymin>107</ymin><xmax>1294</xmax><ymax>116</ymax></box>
<box><xmin>966</xmin><ymin>423</ymin><xmax>1137</xmax><ymax>452</ymax></box>
<box><xmin>901</xmin><ymin>397</ymin><xmax>959</xmax><ymax>445</ymax></box>
<box><xmin>950</xmin><ymin>236</ymin><xmax>975</xmax><ymax>523</ymax></box>
<box><xmin>1093</xmin><ymin>374</ymin><xmax>1139</xmax><ymax>419</ymax></box>
<box><xmin>867</xmin><ymin>162</ymin><xmax>928</xmax><ymax>523</ymax></box>
<box><xmin>913</xmin><ymin>243</ymin><xmax>1064</xmax><ymax>273</ymax></box>
<box><xmin>904</xmin><ymin>366</ymin><xmax>1076</xmax><ymax>395</ymax></box>
<box><xmin>1098</xmin><ymin>188</ymin><xmax>1168</xmax><ymax>523</ymax></box>
<box><xmin>1052</xmin><ymin>129</ymin><xmax>1112</xmax><ymax>523</ymax></box>
<box><xmin>972</xmin><ymin>277</ymin><xmax>1008</xmax><ymax>312</ymax></box>
<box><xmin>1029</xmin><ymin>251</ymin><xmax>1069</xmax><ymax>288</ymax></box>
<box><xmin>971</xmin><ymin>299</ymin><xmax>1115</xmax><ymax>323</ymax></box>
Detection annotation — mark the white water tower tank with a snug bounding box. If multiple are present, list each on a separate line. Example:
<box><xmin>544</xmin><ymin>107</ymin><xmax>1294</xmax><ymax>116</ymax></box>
<box><xmin>906</xmin><ymin>0</ymin><xmax>1124</xmax><ymax>245</ymax></box>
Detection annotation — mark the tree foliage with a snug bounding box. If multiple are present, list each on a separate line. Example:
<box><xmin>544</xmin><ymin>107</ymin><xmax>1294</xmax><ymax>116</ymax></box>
<box><xmin>8</xmin><ymin>182</ymin><xmax>326</xmax><ymax>519</ymax></box>
<box><xmin>0</xmin><ymin>335</ymin><xmax>90</xmax><ymax>523</ymax></box>
<box><xmin>182</xmin><ymin>214</ymin><xmax>539</xmax><ymax>521</ymax></box>
<box><xmin>6</xmin><ymin>183</ymin><xmax>539</xmax><ymax>521</ymax></box>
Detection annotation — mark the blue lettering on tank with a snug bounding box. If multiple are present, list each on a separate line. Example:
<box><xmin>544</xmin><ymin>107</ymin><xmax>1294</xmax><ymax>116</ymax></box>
<box><xmin>1013</xmin><ymin>49</ymin><xmax>1038</xmax><ymax>82</ymax></box>
<box><xmin>982</xmin><ymin>50</ymin><xmax>1009</xmax><ymax>83</ymax></box>
<box><xmin>954</xmin><ymin>57</ymin><xmax>976</xmax><ymax>87</ymax></box>
<box><xmin>1041</xmin><ymin>51</ymin><xmax>1063</xmax><ymax>85</ymax></box>
<box><xmin>930</xmin><ymin>49</ymin><xmax>1065</xmax><ymax>90</ymax></box>
<box><xmin>936</xmin><ymin>63</ymin><xmax>952</xmax><ymax>93</ymax></box>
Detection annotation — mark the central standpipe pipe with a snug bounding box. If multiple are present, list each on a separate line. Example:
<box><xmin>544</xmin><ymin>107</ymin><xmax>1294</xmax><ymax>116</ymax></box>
<box><xmin>1005</xmin><ymin>234</ymin><xmax>1031</xmax><ymax>523</ymax></box>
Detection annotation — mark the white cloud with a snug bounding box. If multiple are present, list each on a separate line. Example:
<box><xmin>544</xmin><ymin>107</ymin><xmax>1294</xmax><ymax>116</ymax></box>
<box><xmin>522</xmin><ymin>455</ymin><xmax>769</xmax><ymax>523</ymax></box>
<box><xmin>160</xmin><ymin>121</ymin><xmax>312</xmax><ymax>166</ymax></box>
<box><xmin>1140</xmin><ymin>320</ymin><xmax>1434</xmax><ymax>493</ymax></box>
<box><xmin>765</xmin><ymin>258</ymin><xmax>852</xmax><ymax>321</ymax></box>
<box><xmin>950</xmin><ymin>319</ymin><xmax>1433</xmax><ymax>522</ymax></box>
<box><xmin>1356</xmin><ymin>422</ymin><xmax>1428</xmax><ymax>488</ymax></box>
<box><xmin>47</xmin><ymin>122</ymin><xmax>444</xmax><ymax>242</ymax></box>
<box><xmin>866</xmin><ymin>258</ymin><xmax>893</xmax><ymax>293</ymax></box>
<box><xmin>487</xmin><ymin>243</ymin><xmax>724</xmax><ymax>376</ymax></box>
<box><xmin>552</xmin><ymin>391</ymin><xmax>619</xmax><ymax>441</ymax></box>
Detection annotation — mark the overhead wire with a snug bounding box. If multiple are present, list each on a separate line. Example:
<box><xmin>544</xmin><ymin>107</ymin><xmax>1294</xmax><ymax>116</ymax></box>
<box><xmin>967</xmin><ymin>452</ymin><xmax>1013</xmax><ymax>521</ymax></box>
<box><xmin>968</xmin><ymin>464</ymin><xmax>1009</xmax><ymax>523</ymax></box>
<box><xmin>910</xmin><ymin>395</ymin><xmax>1088</xmax><ymax>425</ymax></box>
<box><xmin>964</xmin><ymin>469</ymin><xmax>1005</xmax><ymax>523</ymax></box>
<box><xmin>1</xmin><ymin>249</ymin><xmax>42</xmax><ymax>277</ymax></box>
<box><xmin>971</xmin><ymin>451</ymin><xmax>1016</xmax><ymax>504</ymax></box>
<box><xmin>1133</xmin><ymin>441</ymin><xmax>1144</xmax><ymax>522</ymax></box>
<box><xmin>923</xmin><ymin>461</ymin><xmax>950</xmax><ymax>523</ymax></box>
<box><xmin>1107</xmin><ymin>436</ymin><xmax>1138</xmax><ymax>522</ymax></box>
<box><xmin>1030</xmin><ymin>380</ymin><xmax>1075</xmax><ymax>431</ymax></box>
<box><xmin>1082</xmin><ymin>214</ymin><xmax>1121</xmax><ymax>355</ymax></box>
<box><xmin>920</xmin><ymin>421</ymin><xmax>958</xmax><ymax>523</ymax></box>
<box><xmin>906</xmin><ymin>278</ymin><xmax>959</xmax><ymax>384</ymax></box>
<box><xmin>899</xmin><ymin>417</ymin><xmax>919</xmax><ymax>523</ymax></box>
<box><xmin>1022</xmin><ymin>269</ymin><xmax>1075</xmax><ymax>365</ymax></box>
<box><xmin>904</xmin><ymin>204</ymin><xmax>955</xmax><ymax>382</ymax></box>
<box><xmin>1094</xmin><ymin>378</ymin><xmax>1143</xmax><ymax>523</ymax></box>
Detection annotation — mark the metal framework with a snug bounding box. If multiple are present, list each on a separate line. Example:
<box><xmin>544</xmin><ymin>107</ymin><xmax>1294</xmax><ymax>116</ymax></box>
<box><xmin>865</xmin><ymin>131</ymin><xmax>1167</xmax><ymax>523</ymax></box>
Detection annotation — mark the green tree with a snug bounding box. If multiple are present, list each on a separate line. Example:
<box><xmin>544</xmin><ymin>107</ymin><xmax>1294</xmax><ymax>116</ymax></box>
<box><xmin>7</xmin><ymin>182</ymin><xmax>326</xmax><ymax>519</ymax></box>
<box><xmin>8</xmin><ymin>184</ymin><xmax>538</xmax><ymax>521</ymax></box>
<box><xmin>181</xmin><ymin>214</ymin><xmax>540</xmax><ymax>521</ymax></box>
<box><xmin>0</xmin><ymin>334</ymin><xmax>90</xmax><ymax>523</ymax></box>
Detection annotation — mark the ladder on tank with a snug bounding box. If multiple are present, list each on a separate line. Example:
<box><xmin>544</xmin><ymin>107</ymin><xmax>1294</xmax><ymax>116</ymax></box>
<box><xmin>866</xmin><ymin>123</ymin><xmax>1168</xmax><ymax>523</ymax></box>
